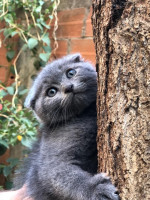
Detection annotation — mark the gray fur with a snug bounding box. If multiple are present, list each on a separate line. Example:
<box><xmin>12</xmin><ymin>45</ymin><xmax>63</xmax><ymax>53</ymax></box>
<box><xmin>23</xmin><ymin>54</ymin><xmax>119</xmax><ymax>200</ymax></box>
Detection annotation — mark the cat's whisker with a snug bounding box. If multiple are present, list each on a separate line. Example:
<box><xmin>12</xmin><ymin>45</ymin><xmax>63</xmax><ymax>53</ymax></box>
<box><xmin>66</xmin><ymin>100</ymin><xmax>73</xmax><ymax>122</ymax></box>
<box><xmin>62</xmin><ymin>97</ymin><xmax>70</xmax><ymax>125</ymax></box>
<box><xmin>49</xmin><ymin>106</ymin><xmax>61</xmax><ymax>131</ymax></box>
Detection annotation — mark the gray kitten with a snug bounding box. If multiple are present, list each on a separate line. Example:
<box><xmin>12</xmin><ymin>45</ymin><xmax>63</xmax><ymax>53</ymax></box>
<box><xmin>23</xmin><ymin>54</ymin><xmax>119</xmax><ymax>200</ymax></box>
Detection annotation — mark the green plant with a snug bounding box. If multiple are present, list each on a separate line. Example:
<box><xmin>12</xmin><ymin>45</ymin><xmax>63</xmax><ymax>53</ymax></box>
<box><xmin>0</xmin><ymin>0</ymin><xmax>60</xmax><ymax>106</ymax></box>
<box><xmin>0</xmin><ymin>84</ymin><xmax>38</xmax><ymax>189</ymax></box>
<box><xmin>0</xmin><ymin>0</ymin><xmax>58</xmax><ymax>63</ymax></box>
<box><xmin>0</xmin><ymin>85</ymin><xmax>38</xmax><ymax>149</ymax></box>
<box><xmin>0</xmin><ymin>158</ymin><xmax>19</xmax><ymax>189</ymax></box>
<box><xmin>0</xmin><ymin>0</ymin><xmax>60</xmax><ymax>189</ymax></box>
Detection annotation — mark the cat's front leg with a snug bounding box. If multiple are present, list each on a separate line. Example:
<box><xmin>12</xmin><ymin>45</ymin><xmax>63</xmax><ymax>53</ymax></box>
<box><xmin>89</xmin><ymin>173</ymin><xmax>119</xmax><ymax>200</ymax></box>
<box><xmin>39</xmin><ymin>164</ymin><xmax>119</xmax><ymax>200</ymax></box>
<box><xmin>39</xmin><ymin>164</ymin><xmax>92</xmax><ymax>200</ymax></box>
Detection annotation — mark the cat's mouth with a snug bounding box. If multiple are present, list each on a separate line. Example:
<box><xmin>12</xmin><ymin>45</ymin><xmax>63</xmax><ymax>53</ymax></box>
<box><xmin>60</xmin><ymin>93</ymin><xmax>74</xmax><ymax>107</ymax></box>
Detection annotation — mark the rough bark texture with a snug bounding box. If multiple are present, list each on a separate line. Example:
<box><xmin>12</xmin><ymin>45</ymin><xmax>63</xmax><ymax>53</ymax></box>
<box><xmin>92</xmin><ymin>0</ymin><xmax>150</xmax><ymax>199</ymax></box>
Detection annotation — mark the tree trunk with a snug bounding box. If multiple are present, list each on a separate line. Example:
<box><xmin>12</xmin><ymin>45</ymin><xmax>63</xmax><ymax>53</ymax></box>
<box><xmin>91</xmin><ymin>1</ymin><xmax>150</xmax><ymax>200</ymax></box>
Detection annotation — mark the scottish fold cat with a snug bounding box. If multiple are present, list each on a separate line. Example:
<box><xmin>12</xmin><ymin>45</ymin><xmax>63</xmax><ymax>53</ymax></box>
<box><xmin>23</xmin><ymin>54</ymin><xmax>119</xmax><ymax>200</ymax></box>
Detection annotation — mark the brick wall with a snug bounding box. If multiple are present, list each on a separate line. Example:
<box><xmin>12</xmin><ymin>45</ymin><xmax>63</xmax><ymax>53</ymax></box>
<box><xmin>0</xmin><ymin>5</ymin><xmax>95</xmax><ymax>85</ymax></box>
<box><xmin>0</xmin><ymin>22</ymin><xmax>9</xmax><ymax>84</ymax></box>
<box><xmin>50</xmin><ymin>7</ymin><xmax>96</xmax><ymax>65</ymax></box>
<box><xmin>0</xmin><ymin>22</ymin><xmax>17</xmax><ymax>86</ymax></box>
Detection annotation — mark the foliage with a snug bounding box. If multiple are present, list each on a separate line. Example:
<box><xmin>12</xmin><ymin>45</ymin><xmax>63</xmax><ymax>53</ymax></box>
<box><xmin>0</xmin><ymin>84</ymin><xmax>38</xmax><ymax>189</ymax></box>
<box><xmin>0</xmin><ymin>86</ymin><xmax>38</xmax><ymax>149</ymax></box>
<box><xmin>0</xmin><ymin>158</ymin><xmax>19</xmax><ymax>189</ymax></box>
<box><xmin>0</xmin><ymin>0</ymin><xmax>60</xmax><ymax>189</ymax></box>
<box><xmin>0</xmin><ymin>0</ymin><xmax>57</xmax><ymax>65</ymax></box>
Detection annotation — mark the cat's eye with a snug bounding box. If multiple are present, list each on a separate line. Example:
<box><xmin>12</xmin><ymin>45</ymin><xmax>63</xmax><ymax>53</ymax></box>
<box><xmin>47</xmin><ymin>88</ymin><xmax>57</xmax><ymax>97</ymax></box>
<box><xmin>66</xmin><ymin>69</ymin><xmax>76</xmax><ymax>79</ymax></box>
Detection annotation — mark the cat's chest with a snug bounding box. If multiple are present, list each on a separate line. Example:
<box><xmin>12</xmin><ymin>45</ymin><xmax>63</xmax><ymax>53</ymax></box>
<box><xmin>40</xmin><ymin>125</ymin><xmax>84</xmax><ymax>155</ymax></box>
<box><xmin>38</xmin><ymin>117</ymin><xmax>97</xmax><ymax>162</ymax></box>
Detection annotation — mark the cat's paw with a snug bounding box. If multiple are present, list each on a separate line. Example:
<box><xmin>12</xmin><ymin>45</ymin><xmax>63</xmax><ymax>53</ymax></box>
<box><xmin>90</xmin><ymin>173</ymin><xmax>119</xmax><ymax>200</ymax></box>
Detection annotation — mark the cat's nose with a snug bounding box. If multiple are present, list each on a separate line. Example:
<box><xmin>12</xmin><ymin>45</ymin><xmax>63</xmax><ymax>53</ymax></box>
<box><xmin>64</xmin><ymin>84</ymin><xmax>74</xmax><ymax>93</ymax></box>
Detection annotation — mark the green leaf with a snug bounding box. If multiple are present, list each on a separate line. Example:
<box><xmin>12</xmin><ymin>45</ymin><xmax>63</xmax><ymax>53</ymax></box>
<box><xmin>6</xmin><ymin>86</ymin><xmax>14</xmax><ymax>95</ymax></box>
<box><xmin>49</xmin><ymin>15</ymin><xmax>53</xmax><ymax>20</ymax></box>
<box><xmin>11</xmin><ymin>31</ymin><xmax>18</xmax><ymax>37</ymax></box>
<box><xmin>0</xmin><ymin>144</ymin><xmax>7</xmax><ymax>156</ymax></box>
<box><xmin>39</xmin><ymin>0</ymin><xmax>44</xmax><ymax>6</ymax></box>
<box><xmin>5</xmin><ymin>181</ymin><xmax>13</xmax><ymax>190</ymax></box>
<box><xmin>21</xmin><ymin>117</ymin><xmax>30</xmax><ymax>125</ymax></box>
<box><xmin>41</xmin><ymin>34</ymin><xmax>50</xmax><ymax>46</ymax></box>
<box><xmin>43</xmin><ymin>46</ymin><xmax>51</xmax><ymax>53</ymax></box>
<box><xmin>22</xmin><ymin>44</ymin><xmax>28</xmax><ymax>51</ymax></box>
<box><xmin>41</xmin><ymin>21</ymin><xmax>50</xmax><ymax>29</ymax></box>
<box><xmin>36</xmin><ymin>23</ymin><xmax>43</xmax><ymax>31</ymax></box>
<box><xmin>35</xmin><ymin>6</ymin><xmax>42</xmax><ymax>13</ymax></box>
<box><xmin>6</xmin><ymin>51</ymin><xmax>15</xmax><ymax>61</ymax></box>
<box><xmin>21</xmin><ymin>138</ymin><xmax>35</xmax><ymax>149</ymax></box>
<box><xmin>45</xmin><ymin>9</ymin><xmax>49</xmax><ymax>14</ymax></box>
<box><xmin>10</xmin><ymin>65</ymin><xmax>15</xmax><ymax>74</ymax></box>
<box><xmin>3</xmin><ymin>28</ymin><xmax>13</xmax><ymax>39</ymax></box>
<box><xmin>39</xmin><ymin>53</ymin><xmax>50</xmax><ymax>62</ymax></box>
<box><xmin>3</xmin><ymin>29</ymin><xmax>9</xmax><ymax>37</ymax></box>
<box><xmin>3</xmin><ymin>166</ymin><xmax>12</xmax><ymax>177</ymax></box>
<box><xmin>0</xmin><ymin>90</ymin><xmax>8</xmax><ymax>97</ymax></box>
<box><xmin>7</xmin><ymin>158</ymin><xmax>19</xmax><ymax>168</ymax></box>
<box><xmin>27</xmin><ymin>38</ymin><xmax>38</xmax><ymax>49</ymax></box>
<box><xmin>4</xmin><ymin>14</ymin><xmax>14</xmax><ymax>24</ymax></box>
<box><xmin>27</xmin><ymin>131</ymin><xmax>36</xmax><ymax>136</ymax></box>
<box><xmin>19</xmin><ymin>89</ymin><xmax>28</xmax><ymax>95</ymax></box>
<box><xmin>0</xmin><ymin>140</ymin><xmax>9</xmax><ymax>148</ymax></box>
<box><xmin>11</xmin><ymin>82</ymin><xmax>16</xmax><ymax>87</ymax></box>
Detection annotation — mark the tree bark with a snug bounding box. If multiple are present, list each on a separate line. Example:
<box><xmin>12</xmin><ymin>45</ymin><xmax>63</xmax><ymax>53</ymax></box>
<box><xmin>92</xmin><ymin>0</ymin><xmax>150</xmax><ymax>199</ymax></box>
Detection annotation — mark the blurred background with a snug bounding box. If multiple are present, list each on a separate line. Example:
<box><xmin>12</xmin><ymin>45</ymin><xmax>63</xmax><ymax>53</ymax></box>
<box><xmin>0</xmin><ymin>0</ymin><xmax>95</xmax><ymax>190</ymax></box>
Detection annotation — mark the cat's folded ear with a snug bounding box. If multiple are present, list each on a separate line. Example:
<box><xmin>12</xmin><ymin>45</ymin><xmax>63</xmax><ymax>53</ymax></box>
<box><xmin>66</xmin><ymin>53</ymin><xmax>84</xmax><ymax>63</ymax></box>
<box><xmin>24</xmin><ymin>84</ymin><xmax>36</xmax><ymax>110</ymax></box>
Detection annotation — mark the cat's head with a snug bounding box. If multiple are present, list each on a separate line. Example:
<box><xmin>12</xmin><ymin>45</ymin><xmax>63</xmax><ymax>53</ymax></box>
<box><xmin>25</xmin><ymin>54</ymin><xmax>97</xmax><ymax>124</ymax></box>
